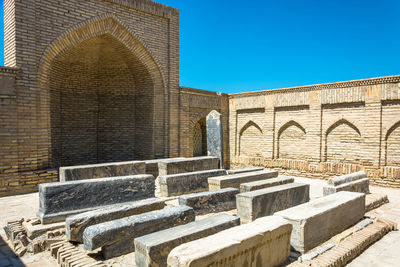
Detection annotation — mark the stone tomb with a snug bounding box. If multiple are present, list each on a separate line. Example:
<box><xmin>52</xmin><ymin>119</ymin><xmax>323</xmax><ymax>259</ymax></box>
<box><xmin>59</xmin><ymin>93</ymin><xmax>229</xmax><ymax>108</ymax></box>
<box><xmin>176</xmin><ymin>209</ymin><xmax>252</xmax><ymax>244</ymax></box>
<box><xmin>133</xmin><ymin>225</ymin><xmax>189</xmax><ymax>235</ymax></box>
<box><xmin>158</xmin><ymin>169</ymin><xmax>227</xmax><ymax>197</ymax></box>
<box><xmin>66</xmin><ymin>198</ymin><xmax>165</xmax><ymax>242</ymax></box>
<box><xmin>323</xmin><ymin>171</ymin><xmax>370</xmax><ymax>196</ymax></box>
<box><xmin>38</xmin><ymin>175</ymin><xmax>155</xmax><ymax>224</ymax></box>
<box><xmin>134</xmin><ymin>213</ymin><xmax>240</xmax><ymax>267</ymax></box>
<box><xmin>167</xmin><ymin>216</ymin><xmax>292</xmax><ymax>267</ymax></box>
<box><xmin>208</xmin><ymin>170</ymin><xmax>278</xmax><ymax>190</ymax></box>
<box><xmin>275</xmin><ymin>191</ymin><xmax>365</xmax><ymax>253</ymax></box>
<box><xmin>59</xmin><ymin>161</ymin><xmax>146</xmax><ymax>182</ymax></box>
<box><xmin>178</xmin><ymin>188</ymin><xmax>239</xmax><ymax>215</ymax></box>
<box><xmin>240</xmin><ymin>175</ymin><xmax>294</xmax><ymax>192</ymax></box>
<box><xmin>227</xmin><ymin>167</ymin><xmax>264</xmax><ymax>175</ymax></box>
<box><xmin>83</xmin><ymin>205</ymin><xmax>195</xmax><ymax>259</ymax></box>
<box><xmin>158</xmin><ymin>156</ymin><xmax>219</xmax><ymax>176</ymax></box>
<box><xmin>144</xmin><ymin>158</ymin><xmax>185</xmax><ymax>178</ymax></box>
<box><xmin>237</xmin><ymin>183</ymin><xmax>309</xmax><ymax>224</ymax></box>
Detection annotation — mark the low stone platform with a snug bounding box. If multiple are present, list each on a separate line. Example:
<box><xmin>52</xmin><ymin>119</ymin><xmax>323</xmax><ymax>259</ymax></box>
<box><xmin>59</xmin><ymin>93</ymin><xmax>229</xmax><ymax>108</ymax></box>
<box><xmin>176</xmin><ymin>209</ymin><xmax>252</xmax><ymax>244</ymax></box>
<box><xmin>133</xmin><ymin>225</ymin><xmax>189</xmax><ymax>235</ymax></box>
<box><xmin>178</xmin><ymin>188</ymin><xmax>239</xmax><ymax>215</ymax></box>
<box><xmin>38</xmin><ymin>175</ymin><xmax>155</xmax><ymax>224</ymax></box>
<box><xmin>237</xmin><ymin>182</ymin><xmax>309</xmax><ymax>223</ymax></box>
<box><xmin>227</xmin><ymin>167</ymin><xmax>264</xmax><ymax>175</ymax></box>
<box><xmin>158</xmin><ymin>169</ymin><xmax>227</xmax><ymax>197</ymax></box>
<box><xmin>83</xmin><ymin>205</ymin><xmax>195</xmax><ymax>259</ymax></box>
<box><xmin>167</xmin><ymin>216</ymin><xmax>292</xmax><ymax>267</ymax></box>
<box><xmin>66</xmin><ymin>198</ymin><xmax>165</xmax><ymax>242</ymax></box>
<box><xmin>323</xmin><ymin>171</ymin><xmax>369</xmax><ymax>196</ymax></box>
<box><xmin>276</xmin><ymin>191</ymin><xmax>365</xmax><ymax>253</ymax></box>
<box><xmin>134</xmin><ymin>214</ymin><xmax>240</xmax><ymax>267</ymax></box>
<box><xmin>59</xmin><ymin>161</ymin><xmax>146</xmax><ymax>182</ymax></box>
<box><xmin>158</xmin><ymin>156</ymin><xmax>219</xmax><ymax>176</ymax></box>
<box><xmin>239</xmin><ymin>175</ymin><xmax>294</xmax><ymax>192</ymax></box>
<box><xmin>208</xmin><ymin>170</ymin><xmax>278</xmax><ymax>190</ymax></box>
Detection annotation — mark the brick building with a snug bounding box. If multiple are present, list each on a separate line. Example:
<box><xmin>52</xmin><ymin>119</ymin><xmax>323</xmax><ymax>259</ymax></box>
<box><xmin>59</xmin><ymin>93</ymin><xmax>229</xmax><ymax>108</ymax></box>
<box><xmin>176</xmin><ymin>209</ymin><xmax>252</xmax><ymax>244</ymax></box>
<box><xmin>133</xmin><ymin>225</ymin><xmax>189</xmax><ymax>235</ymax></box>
<box><xmin>0</xmin><ymin>0</ymin><xmax>399</xmax><ymax>196</ymax></box>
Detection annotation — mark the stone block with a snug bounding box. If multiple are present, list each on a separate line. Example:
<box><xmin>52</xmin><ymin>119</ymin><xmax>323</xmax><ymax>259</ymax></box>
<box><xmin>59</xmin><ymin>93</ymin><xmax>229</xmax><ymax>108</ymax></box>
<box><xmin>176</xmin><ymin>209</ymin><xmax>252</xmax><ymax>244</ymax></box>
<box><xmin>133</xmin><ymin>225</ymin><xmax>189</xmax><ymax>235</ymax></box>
<box><xmin>240</xmin><ymin>175</ymin><xmax>294</xmax><ymax>192</ymax></box>
<box><xmin>237</xmin><ymin>183</ymin><xmax>309</xmax><ymax>224</ymax></box>
<box><xmin>275</xmin><ymin>191</ymin><xmax>365</xmax><ymax>253</ymax></box>
<box><xmin>208</xmin><ymin>170</ymin><xmax>278</xmax><ymax>190</ymax></box>
<box><xmin>22</xmin><ymin>220</ymin><xmax>65</xmax><ymax>239</ymax></box>
<box><xmin>158</xmin><ymin>169</ymin><xmax>227</xmax><ymax>197</ymax></box>
<box><xmin>144</xmin><ymin>158</ymin><xmax>185</xmax><ymax>178</ymax></box>
<box><xmin>167</xmin><ymin>216</ymin><xmax>292</xmax><ymax>267</ymax></box>
<box><xmin>134</xmin><ymin>214</ymin><xmax>240</xmax><ymax>267</ymax></box>
<box><xmin>66</xmin><ymin>198</ymin><xmax>165</xmax><ymax>242</ymax></box>
<box><xmin>227</xmin><ymin>167</ymin><xmax>264</xmax><ymax>175</ymax></box>
<box><xmin>83</xmin><ymin>205</ymin><xmax>195</xmax><ymax>259</ymax></box>
<box><xmin>327</xmin><ymin>171</ymin><xmax>367</xmax><ymax>186</ymax></box>
<box><xmin>323</xmin><ymin>178</ymin><xmax>370</xmax><ymax>196</ymax></box>
<box><xmin>207</xmin><ymin>110</ymin><xmax>224</xmax><ymax>168</ymax></box>
<box><xmin>38</xmin><ymin>175</ymin><xmax>155</xmax><ymax>224</ymax></box>
<box><xmin>59</xmin><ymin>161</ymin><xmax>146</xmax><ymax>182</ymax></box>
<box><xmin>158</xmin><ymin>156</ymin><xmax>219</xmax><ymax>176</ymax></box>
<box><xmin>178</xmin><ymin>188</ymin><xmax>239</xmax><ymax>215</ymax></box>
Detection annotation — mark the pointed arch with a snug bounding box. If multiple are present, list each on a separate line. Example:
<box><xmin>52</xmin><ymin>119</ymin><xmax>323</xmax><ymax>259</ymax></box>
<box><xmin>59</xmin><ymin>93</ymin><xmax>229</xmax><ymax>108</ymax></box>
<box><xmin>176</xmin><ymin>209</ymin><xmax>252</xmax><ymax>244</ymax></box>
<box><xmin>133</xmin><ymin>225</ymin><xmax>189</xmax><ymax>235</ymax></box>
<box><xmin>277</xmin><ymin>120</ymin><xmax>307</xmax><ymax>159</ymax></box>
<box><xmin>239</xmin><ymin>120</ymin><xmax>263</xmax><ymax>156</ymax></box>
<box><xmin>278</xmin><ymin>120</ymin><xmax>306</xmax><ymax>138</ymax></box>
<box><xmin>326</xmin><ymin>119</ymin><xmax>361</xmax><ymax>137</ymax></box>
<box><xmin>239</xmin><ymin>120</ymin><xmax>263</xmax><ymax>136</ymax></box>
<box><xmin>385</xmin><ymin>121</ymin><xmax>400</xmax><ymax>166</ymax></box>
<box><xmin>192</xmin><ymin>117</ymin><xmax>207</xmax><ymax>157</ymax></box>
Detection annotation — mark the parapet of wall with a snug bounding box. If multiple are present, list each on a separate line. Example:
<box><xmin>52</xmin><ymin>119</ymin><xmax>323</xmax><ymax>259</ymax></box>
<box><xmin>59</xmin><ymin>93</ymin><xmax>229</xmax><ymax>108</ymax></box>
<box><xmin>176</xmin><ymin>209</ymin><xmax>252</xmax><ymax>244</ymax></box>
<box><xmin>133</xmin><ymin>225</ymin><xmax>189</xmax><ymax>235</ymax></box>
<box><xmin>179</xmin><ymin>87</ymin><xmax>230</xmax><ymax>167</ymax></box>
<box><xmin>229</xmin><ymin>75</ymin><xmax>400</xmax><ymax>186</ymax></box>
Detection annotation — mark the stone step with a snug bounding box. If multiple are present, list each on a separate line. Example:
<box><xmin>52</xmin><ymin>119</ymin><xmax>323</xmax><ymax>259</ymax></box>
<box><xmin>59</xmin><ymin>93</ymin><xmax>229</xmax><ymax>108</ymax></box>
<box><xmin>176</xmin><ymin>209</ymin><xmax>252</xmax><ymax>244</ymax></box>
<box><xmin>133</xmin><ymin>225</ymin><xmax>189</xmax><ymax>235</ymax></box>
<box><xmin>275</xmin><ymin>191</ymin><xmax>366</xmax><ymax>253</ymax></box>
<box><xmin>208</xmin><ymin>170</ymin><xmax>278</xmax><ymax>190</ymax></box>
<box><xmin>237</xmin><ymin>182</ymin><xmax>309</xmax><ymax>224</ymax></box>
<box><xmin>38</xmin><ymin>174</ymin><xmax>155</xmax><ymax>224</ymax></box>
<box><xmin>167</xmin><ymin>216</ymin><xmax>292</xmax><ymax>267</ymax></box>
<box><xmin>239</xmin><ymin>175</ymin><xmax>294</xmax><ymax>192</ymax></box>
<box><xmin>83</xmin><ymin>205</ymin><xmax>195</xmax><ymax>259</ymax></box>
<box><xmin>178</xmin><ymin>188</ymin><xmax>239</xmax><ymax>215</ymax></box>
<box><xmin>66</xmin><ymin>198</ymin><xmax>165</xmax><ymax>242</ymax></box>
<box><xmin>134</xmin><ymin>213</ymin><xmax>240</xmax><ymax>267</ymax></box>
<box><xmin>158</xmin><ymin>169</ymin><xmax>227</xmax><ymax>197</ymax></box>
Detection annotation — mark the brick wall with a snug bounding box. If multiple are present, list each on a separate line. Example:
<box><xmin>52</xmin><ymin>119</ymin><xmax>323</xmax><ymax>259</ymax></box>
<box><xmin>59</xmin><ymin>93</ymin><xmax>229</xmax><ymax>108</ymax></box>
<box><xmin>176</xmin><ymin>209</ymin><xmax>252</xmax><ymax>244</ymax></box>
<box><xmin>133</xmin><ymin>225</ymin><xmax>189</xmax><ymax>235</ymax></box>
<box><xmin>230</xmin><ymin>76</ymin><xmax>400</xmax><ymax>186</ymax></box>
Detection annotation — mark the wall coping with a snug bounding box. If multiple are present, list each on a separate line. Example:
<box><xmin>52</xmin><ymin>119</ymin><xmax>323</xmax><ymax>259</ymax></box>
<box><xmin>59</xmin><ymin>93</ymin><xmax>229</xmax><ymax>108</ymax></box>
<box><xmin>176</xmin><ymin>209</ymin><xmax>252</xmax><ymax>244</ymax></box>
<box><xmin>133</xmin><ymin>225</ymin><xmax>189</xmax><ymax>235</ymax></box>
<box><xmin>0</xmin><ymin>66</ymin><xmax>19</xmax><ymax>75</ymax></box>
<box><xmin>180</xmin><ymin>86</ymin><xmax>228</xmax><ymax>97</ymax></box>
<box><xmin>229</xmin><ymin>75</ymin><xmax>400</xmax><ymax>98</ymax></box>
<box><xmin>105</xmin><ymin>0</ymin><xmax>179</xmax><ymax>18</ymax></box>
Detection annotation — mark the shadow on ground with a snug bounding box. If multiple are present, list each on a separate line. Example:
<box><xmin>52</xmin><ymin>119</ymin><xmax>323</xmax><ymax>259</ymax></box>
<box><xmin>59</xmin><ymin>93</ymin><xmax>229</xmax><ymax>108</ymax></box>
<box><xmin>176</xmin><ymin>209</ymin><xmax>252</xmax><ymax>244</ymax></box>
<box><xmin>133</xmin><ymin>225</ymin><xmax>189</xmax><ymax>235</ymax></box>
<box><xmin>0</xmin><ymin>235</ymin><xmax>25</xmax><ymax>267</ymax></box>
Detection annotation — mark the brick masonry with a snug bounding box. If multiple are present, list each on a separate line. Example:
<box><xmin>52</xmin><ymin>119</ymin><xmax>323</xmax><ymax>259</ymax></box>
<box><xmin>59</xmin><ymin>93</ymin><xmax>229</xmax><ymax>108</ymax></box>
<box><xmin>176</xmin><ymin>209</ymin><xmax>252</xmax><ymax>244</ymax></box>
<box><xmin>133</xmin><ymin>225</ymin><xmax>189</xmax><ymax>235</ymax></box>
<box><xmin>0</xmin><ymin>0</ymin><xmax>399</xmax><ymax>196</ymax></box>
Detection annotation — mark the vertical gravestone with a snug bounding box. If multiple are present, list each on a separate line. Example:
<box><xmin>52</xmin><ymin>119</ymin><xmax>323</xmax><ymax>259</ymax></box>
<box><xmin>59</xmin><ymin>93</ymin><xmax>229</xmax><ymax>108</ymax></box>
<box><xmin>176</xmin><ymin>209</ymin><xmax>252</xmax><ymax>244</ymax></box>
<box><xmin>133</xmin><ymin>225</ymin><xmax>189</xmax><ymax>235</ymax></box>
<box><xmin>207</xmin><ymin>110</ymin><xmax>224</xmax><ymax>168</ymax></box>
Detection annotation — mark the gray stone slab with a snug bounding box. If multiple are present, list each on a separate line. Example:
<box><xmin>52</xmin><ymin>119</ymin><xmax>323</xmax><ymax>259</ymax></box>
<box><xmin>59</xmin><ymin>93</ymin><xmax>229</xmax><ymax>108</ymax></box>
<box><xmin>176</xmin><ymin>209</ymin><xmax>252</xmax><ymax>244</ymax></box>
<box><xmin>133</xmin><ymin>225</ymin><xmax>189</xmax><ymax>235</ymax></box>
<box><xmin>237</xmin><ymin>183</ymin><xmax>309</xmax><ymax>224</ymax></box>
<box><xmin>178</xmin><ymin>188</ymin><xmax>239</xmax><ymax>215</ymax></box>
<box><xmin>59</xmin><ymin>161</ymin><xmax>146</xmax><ymax>182</ymax></box>
<box><xmin>208</xmin><ymin>170</ymin><xmax>278</xmax><ymax>190</ymax></box>
<box><xmin>158</xmin><ymin>169</ymin><xmax>227</xmax><ymax>197</ymax></box>
<box><xmin>82</xmin><ymin>205</ymin><xmax>195</xmax><ymax>259</ymax></box>
<box><xmin>144</xmin><ymin>158</ymin><xmax>185</xmax><ymax>178</ymax></box>
<box><xmin>323</xmin><ymin>178</ymin><xmax>370</xmax><ymax>196</ymax></box>
<box><xmin>275</xmin><ymin>191</ymin><xmax>365</xmax><ymax>253</ymax></box>
<box><xmin>38</xmin><ymin>175</ymin><xmax>155</xmax><ymax>224</ymax></box>
<box><xmin>66</xmin><ymin>198</ymin><xmax>165</xmax><ymax>242</ymax></box>
<box><xmin>158</xmin><ymin>156</ymin><xmax>219</xmax><ymax>176</ymax></box>
<box><xmin>167</xmin><ymin>216</ymin><xmax>292</xmax><ymax>267</ymax></box>
<box><xmin>328</xmin><ymin>171</ymin><xmax>367</xmax><ymax>186</ymax></box>
<box><xmin>206</xmin><ymin>110</ymin><xmax>224</xmax><ymax>168</ymax></box>
<box><xmin>134</xmin><ymin>213</ymin><xmax>240</xmax><ymax>267</ymax></box>
<box><xmin>240</xmin><ymin>175</ymin><xmax>294</xmax><ymax>192</ymax></box>
<box><xmin>227</xmin><ymin>167</ymin><xmax>264</xmax><ymax>175</ymax></box>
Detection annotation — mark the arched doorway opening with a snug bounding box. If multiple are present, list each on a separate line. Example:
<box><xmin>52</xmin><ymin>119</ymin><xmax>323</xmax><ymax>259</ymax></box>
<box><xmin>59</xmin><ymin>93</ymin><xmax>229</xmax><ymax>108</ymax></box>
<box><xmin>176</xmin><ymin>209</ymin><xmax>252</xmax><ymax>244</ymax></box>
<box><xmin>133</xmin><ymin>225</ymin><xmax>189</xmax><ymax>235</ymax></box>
<box><xmin>193</xmin><ymin>118</ymin><xmax>207</xmax><ymax>157</ymax></box>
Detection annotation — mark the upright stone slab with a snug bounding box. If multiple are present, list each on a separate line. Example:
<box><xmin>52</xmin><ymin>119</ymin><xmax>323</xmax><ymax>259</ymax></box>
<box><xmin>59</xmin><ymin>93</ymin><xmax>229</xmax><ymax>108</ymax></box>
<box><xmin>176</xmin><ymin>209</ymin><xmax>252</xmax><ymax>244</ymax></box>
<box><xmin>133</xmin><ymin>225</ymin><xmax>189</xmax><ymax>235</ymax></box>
<box><xmin>208</xmin><ymin>170</ymin><xmax>278</xmax><ymax>190</ymax></box>
<box><xmin>158</xmin><ymin>156</ymin><xmax>219</xmax><ymax>176</ymax></box>
<box><xmin>179</xmin><ymin>188</ymin><xmax>239</xmax><ymax>215</ymax></box>
<box><xmin>66</xmin><ymin>198</ymin><xmax>165</xmax><ymax>242</ymax></box>
<box><xmin>134</xmin><ymin>214</ymin><xmax>240</xmax><ymax>267</ymax></box>
<box><xmin>275</xmin><ymin>191</ymin><xmax>365</xmax><ymax>253</ymax></box>
<box><xmin>167</xmin><ymin>216</ymin><xmax>292</xmax><ymax>267</ymax></box>
<box><xmin>83</xmin><ymin>205</ymin><xmax>195</xmax><ymax>259</ymax></box>
<box><xmin>323</xmin><ymin>171</ymin><xmax>370</xmax><ymax>196</ymax></box>
<box><xmin>38</xmin><ymin>175</ymin><xmax>155</xmax><ymax>224</ymax></box>
<box><xmin>240</xmin><ymin>175</ymin><xmax>294</xmax><ymax>192</ymax></box>
<box><xmin>206</xmin><ymin>110</ymin><xmax>224</xmax><ymax>168</ymax></box>
<box><xmin>227</xmin><ymin>167</ymin><xmax>264</xmax><ymax>175</ymax></box>
<box><xmin>59</xmin><ymin>161</ymin><xmax>146</xmax><ymax>182</ymax></box>
<box><xmin>237</xmin><ymin>183</ymin><xmax>309</xmax><ymax>224</ymax></box>
<box><xmin>158</xmin><ymin>169</ymin><xmax>227</xmax><ymax>197</ymax></box>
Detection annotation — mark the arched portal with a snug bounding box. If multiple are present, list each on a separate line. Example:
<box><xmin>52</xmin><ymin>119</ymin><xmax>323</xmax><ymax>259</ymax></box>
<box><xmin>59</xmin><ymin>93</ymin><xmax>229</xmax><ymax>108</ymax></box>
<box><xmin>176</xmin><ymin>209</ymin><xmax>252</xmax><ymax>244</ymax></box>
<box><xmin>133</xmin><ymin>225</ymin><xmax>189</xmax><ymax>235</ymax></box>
<box><xmin>40</xmin><ymin>17</ymin><xmax>166</xmax><ymax>167</ymax></box>
<box><xmin>192</xmin><ymin>118</ymin><xmax>207</xmax><ymax>157</ymax></box>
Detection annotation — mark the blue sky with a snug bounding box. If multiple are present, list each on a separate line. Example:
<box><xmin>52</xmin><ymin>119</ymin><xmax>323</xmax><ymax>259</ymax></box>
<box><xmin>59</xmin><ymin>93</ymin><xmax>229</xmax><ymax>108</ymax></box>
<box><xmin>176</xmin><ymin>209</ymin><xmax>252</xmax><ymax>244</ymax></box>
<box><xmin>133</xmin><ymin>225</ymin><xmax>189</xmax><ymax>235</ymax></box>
<box><xmin>1</xmin><ymin>0</ymin><xmax>399</xmax><ymax>93</ymax></box>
